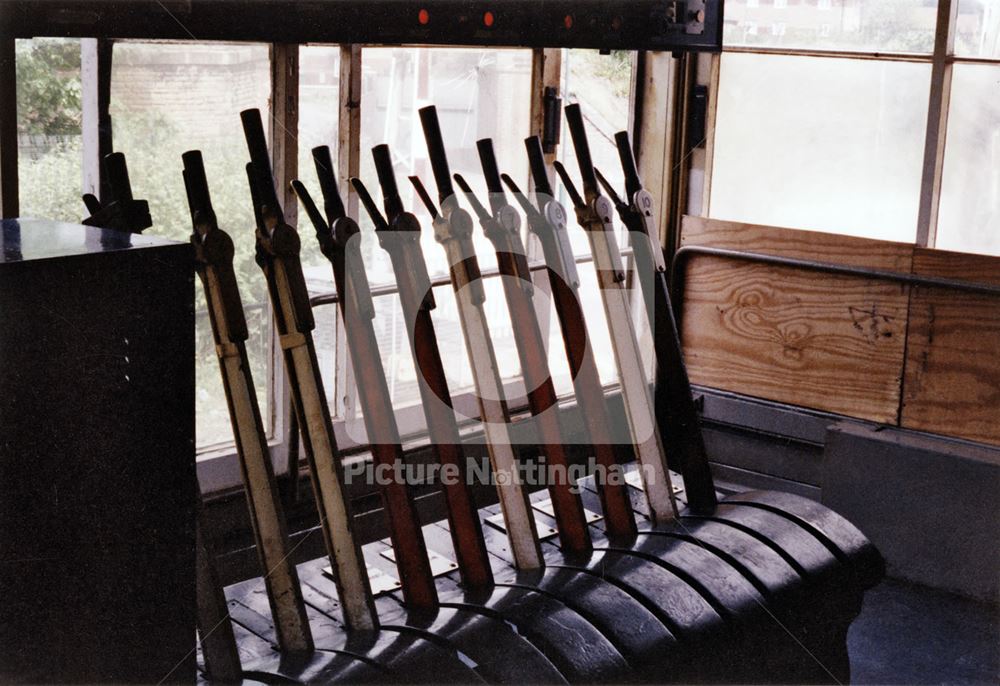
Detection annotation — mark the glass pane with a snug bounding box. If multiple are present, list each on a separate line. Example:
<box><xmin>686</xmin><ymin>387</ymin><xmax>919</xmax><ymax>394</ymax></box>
<box><xmin>710</xmin><ymin>52</ymin><xmax>930</xmax><ymax>242</ymax></box>
<box><xmin>16</xmin><ymin>38</ymin><xmax>83</xmax><ymax>222</ymax></box>
<box><xmin>359</xmin><ymin>47</ymin><xmax>533</xmax><ymax>285</ymax></box>
<box><xmin>110</xmin><ymin>42</ymin><xmax>272</xmax><ymax>449</ymax></box>
<box><xmin>937</xmin><ymin>63</ymin><xmax>1000</xmax><ymax>256</ymax></box>
<box><xmin>723</xmin><ymin>0</ymin><xmax>937</xmax><ymax>53</ymax></box>
<box><xmin>298</xmin><ymin>45</ymin><xmax>342</xmax><ymax>294</ymax></box>
<box><xmin>557</xmin><ymin>49</ymin><xmax>635</xmax><ymax>256</ymax></box>
<box><xmin>312</xmin><ymin>301</ymin><xmax>340</xmax><ymax>411</ymax></box>
<box><xmin>956</xmin><ymin>0</ymin><xmax>1000</xmax><ymax>58</ymax></box>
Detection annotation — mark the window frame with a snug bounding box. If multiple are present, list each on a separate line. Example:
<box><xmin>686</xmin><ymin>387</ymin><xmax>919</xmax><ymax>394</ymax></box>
<box><xmin>695</xmin><ymin>0</ymin><xmax>999</xmax><ymax>251</ymax></box>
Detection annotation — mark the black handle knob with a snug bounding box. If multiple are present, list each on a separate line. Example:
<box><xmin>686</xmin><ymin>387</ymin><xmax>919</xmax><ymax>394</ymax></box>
<box><xmin>418</xmin><ymin>106</ymin><xmax>454</xmax><ymax>202</ymax></box>
<box><xmin>311</xmin><ymin>145</ymin><xmax>345</xmax><ymax>222</ymax></box>
<box><xmin>240</xmin><ymin>108</ymin><xmax>281</xmax><ymax>214</ymax></box>
<box><xmin>103</xmin><ymin>152</ymin><xmax>134</xmax><ymax>203</ymax></box>
<box><xmin>564</xmin><ymin>104</ymin><xmax>598</xmax><ymax>200</ymax></box>
<box><xmin>372</xmin><ymin>144</ymin><xmax>405</xmax><ymax>220</ymax></box>
<box><xmin>181</xmin><ymin>150</ymin><xmax>213</xmax><ymax>219</ymax></box>
<box><xmin>524</xmin><ymin>136</ymin><xmax>553</xmax><ymax>204</ymax></box>
<box><xmin>475</xmin><ymin>139</ymin><xmax>502</xmax><ymax>193</ymax></box>
<box><xmin>615</xmin><ymin>131</ymin><xmax>642</xmax><ymax>199</ymax></box>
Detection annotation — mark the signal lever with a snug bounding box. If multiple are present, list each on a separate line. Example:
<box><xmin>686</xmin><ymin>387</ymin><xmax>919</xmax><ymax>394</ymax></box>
<box><xmin>598</xmin><ymin>131</ymin><xmax>717</xmax><ymax>513</ymax></box>
<box><xmin>559</xmin><ymin>103</ymin><xmax>678</xmax><ymax>525</ymax></box>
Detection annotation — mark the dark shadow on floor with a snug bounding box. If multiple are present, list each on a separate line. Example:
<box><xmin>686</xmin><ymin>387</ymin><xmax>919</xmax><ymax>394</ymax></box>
<box><xmin>849</xmin><ymin>579</ymin><xmax>999</xmax><ymax>685</ymax></box>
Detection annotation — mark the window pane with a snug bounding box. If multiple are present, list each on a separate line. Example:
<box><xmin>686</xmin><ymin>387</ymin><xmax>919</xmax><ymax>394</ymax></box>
<box><xmin>110</xmin><ymin>42</ymin><xmax>272</xmax><ymax>449</ymax></box>
<box><xmin>956</xmin><ymin>0</ymin><xmax>1000</xmax><ymax>58</ymax></box>
<box><xmin>296</xmin><ymin>46</ymin><xmax>351</xmax><ymax>418</ymax></box>
<box><xmin>710</xmin><ymin>53</ymin><xmax>930</xmax><ymax>242</ymax></box>
<box><xmin>354</xmin><ymin>47</ymin><xmax>532</xmax><ymax>416</ymax></box>
<box><xmin>937</xmin><ymin>64</ymin><xmax>1000</xmax><ymax>256</ymax></box>
<box><xmin>298</xmin><ymin>45</ymin><xmax>342</xmax><ymax>294</ymax></box>
<box><xmin>16</xmin><ymin>38</ymin><xmax>83</xmax><ymax>222</ymax></box>
<box><xmin>359</xmin><ymin>47</ymin><xmax>533</xmax><ymax>285</ymax></box>
<box><xmin>723</xmin><ymin>0</ymin><xmax>937</xmax><ymax>53</ymax></box>
<box><xmin>557</xmin><ymin>49</ymin><xmax>634</xmax><ymax>257</ymax></box>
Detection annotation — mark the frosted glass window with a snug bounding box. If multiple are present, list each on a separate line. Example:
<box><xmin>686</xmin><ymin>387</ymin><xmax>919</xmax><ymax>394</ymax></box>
<box><xmin>937</xmin><ymin>63</ymin><xmax>1000</xmax><ymax>256</ymax></box>
<box><xmin>956</xmin><ymin>0</ymin><xmax>1000</xmax><ymax>58</ymax></box>
<box><xmin>711</xmin><ymin>52</ymin><xmax>931</xmax><ymax>242</ymax></box>
<box><xmin>723</xmin><ymin>0</ymin><xmax>937</xmax><ymax>53</ymax></box>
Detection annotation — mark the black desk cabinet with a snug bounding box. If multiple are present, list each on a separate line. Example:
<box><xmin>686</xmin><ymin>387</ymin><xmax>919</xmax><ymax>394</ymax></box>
<box><xmin>0</xmin><ymin>219</ymin><xmax>196</xmax><ymax>683</ymax></box>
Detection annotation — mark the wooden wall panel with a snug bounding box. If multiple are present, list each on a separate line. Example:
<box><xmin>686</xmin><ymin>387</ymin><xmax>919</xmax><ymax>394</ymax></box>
<box><xmin>679</xmin><ymin>259</ymin><xmax>910</xmax><ymax>423</ymax></box>
<box><xmin>680</xmin><ymin>216</ymin><xmax>914</xmax><ymax>271</ymax></box>
<box><xmin>678</xmin><ymin>217</ymin><xmax>913</xmax><ymax>422</ymax></box>
<box><xmin>901</xmin><ymin>249</ymin><xmax>1000</xmax><ymax>445</ymax></box>
<box><xmin>678</xmin><ymin>217</ymin><xmax>1000</xmax><ymax>445</ymax></box>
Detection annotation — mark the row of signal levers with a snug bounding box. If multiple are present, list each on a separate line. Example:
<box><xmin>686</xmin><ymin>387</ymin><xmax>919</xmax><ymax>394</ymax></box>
<box><xmin>84</xmin><ymin>101</ymin><xmax>881</xmax><ymax>685</ymax></box>
<box><xmin>176</xmin><ymin>102</ymin><xmax>715</xmax><ymax>680</ymax></box>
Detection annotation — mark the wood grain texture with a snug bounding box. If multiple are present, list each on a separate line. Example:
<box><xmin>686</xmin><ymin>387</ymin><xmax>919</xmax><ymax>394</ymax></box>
<box><xmin>678</xmin><ymin>217</ymin><xmax>913</xmax><ymax>422</ymax></box>
<box><xmin>901</xmin><ymin>248</ymin><xmax>1000</xmax><ymax>445</ymax></box>
<box><xmin>678</xmin><ymin>218</ymin><xmax>1000</xmax><ymax>444</ymax></box>
<box><xmin>680</xmin><ymin>260</ymin><xmax>909</xmax><ymax>422</ymax></box>
<box><xmin>680</xmin><ymin>216</ymin><xmax>914</xmax><ymax>272</ymax></box>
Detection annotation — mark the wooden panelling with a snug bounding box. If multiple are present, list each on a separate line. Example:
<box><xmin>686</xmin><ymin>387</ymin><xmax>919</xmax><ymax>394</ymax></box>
<box><xmin>680</xmin><ymin>260</ymin><xmax>909</xmax><ymax>423</ymax></box>
<box><xmin>680</xmin><ymin>216</ymin><xmax>914</xmax><ymax>272</ymax></box>
<box><xmin>678</xmin><ymin>218</ymin><xmax>1000</xmax><ymax>445</ymax></box>
<box><xmin>901</xmin><ymin>248</ymin><xmax>1000</xmax><ymax>445</ymax></box>
<box><xmin>679</xmin><ymin>217</ymin><xmax>912</xmax><ymax>422</ymax></box>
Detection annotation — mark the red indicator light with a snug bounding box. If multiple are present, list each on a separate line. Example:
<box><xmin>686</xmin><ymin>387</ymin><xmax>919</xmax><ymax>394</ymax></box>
<box><xmin>483</xmin><ymin>10</ymin><xmax>495</xmax><ymax>27</ymax></box>
<box><xmin>564</xmin><ymin>14</ymin><xmax>573</xmax><ymax>29</ymax></box>
<box><xmin>418</xmin><ymin>8</ymin><xmax>429</xmax><ymax>25</ymax></box>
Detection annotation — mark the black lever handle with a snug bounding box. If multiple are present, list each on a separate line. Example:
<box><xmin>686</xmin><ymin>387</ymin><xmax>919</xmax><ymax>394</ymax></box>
<box><xmin>245</xmin><ymin>163</ymin><xmax>266</xmax><ymax>233</ymax></box>
<box><xmin>594</xmin><ymin>167</ymin><xmax>627</xmax><ymax>209</ymax></box>
<box><xmin>240</xmin><ymin>108</ymin><xmax>281</xmax><ymax>215</ymax></box>
<box><xmin>181</xmin><ymin>150</ymin><xmax>214</xmax><ymax>222</ymax></box>
<box><xmin>371</xmin><ymin>144</ymin><xmax>406</xmax><ymax>221</ymax></box>
<box><xmin>524</xmin><ymin>135</ymin><xmax>553</xmax><ymax>206</ymax></box>
<box><xmin>311</xmin><ymin>146</ymin><xmax>345</xmax><ymax>223</ymax></box>
<box><xmin>351</xmin><ymin>177</ymin><xmax>391</xmax><ymax>232</ymax></box>
<box><xmin>417</xmin><ymin>106</ymin><xmax>454</xmax><ymax>203</ymax></box>
<box><xmin>563</xmin><ymin>104</ymin><xmax>599</xmax><ymax>201</ymax></box>
<box><xmin>553</xmin><ymin>161</ymin><xmax>586</xmax><ymax>210</ymax></box>
<box><xmin>290</xmin><ymin>180</ymin><xmax>331</xmax><ymax>238</ymax></box>
<box><xmin>453</xmin><ymin>174</ymin><xmax>491</xmax><ymax>224</ymax></box>
<box><xmin>500</xmin><ymin>173</ymin><xmax>542</xmax><ymax>222</ymax></box>
<box><xmin>100</xmin><ymin>151</ymin><xmax>151</xmax><ymax>233</ymax></box>
<box><xmin>614</xmin><ymin>131</ymin><xmax>643</xmax><ymax>200</ymax></box>
<box><xmin>476</xmin><ymin>138</ymin><xmax>506</xmax><ymax>215</ymax></box>
<box><xmin>81</xmin><ymin>193</ymin><xmax>103</xmax><ymax>216</ymax></box>
<box><xmin>103</xmin><ymin>152</ymin><xmax>134</xmax><ymax>203</ymax></box>
<box><xmin>409</xmin><ymin>175</ymin><xmax>440</xmax><ymax>219</ymax></box>
<box><xmin>181</xmin><ymin>176</ymin><xmax>199</xmax><ymax>233</ymax></box>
